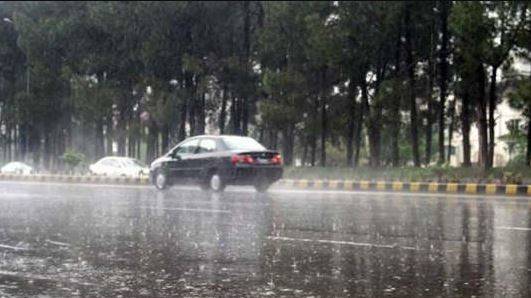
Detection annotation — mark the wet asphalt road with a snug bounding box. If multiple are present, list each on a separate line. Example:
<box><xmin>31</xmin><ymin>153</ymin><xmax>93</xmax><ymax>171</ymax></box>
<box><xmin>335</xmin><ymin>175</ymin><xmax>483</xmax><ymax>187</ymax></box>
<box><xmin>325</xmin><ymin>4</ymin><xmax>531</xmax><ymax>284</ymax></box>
<box><xmin>0</xmin><ymin>182</ymin><xmax>530</xmax><ymax>297</ymax></box>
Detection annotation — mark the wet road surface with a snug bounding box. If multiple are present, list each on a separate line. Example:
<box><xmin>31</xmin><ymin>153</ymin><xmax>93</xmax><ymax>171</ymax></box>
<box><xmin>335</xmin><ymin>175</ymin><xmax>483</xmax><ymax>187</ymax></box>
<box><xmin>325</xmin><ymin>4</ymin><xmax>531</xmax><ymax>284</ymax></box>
<box><xmin>1</xmin><ymin>181</ymin><xmax>531</xmax><ymax>297</ymax></box>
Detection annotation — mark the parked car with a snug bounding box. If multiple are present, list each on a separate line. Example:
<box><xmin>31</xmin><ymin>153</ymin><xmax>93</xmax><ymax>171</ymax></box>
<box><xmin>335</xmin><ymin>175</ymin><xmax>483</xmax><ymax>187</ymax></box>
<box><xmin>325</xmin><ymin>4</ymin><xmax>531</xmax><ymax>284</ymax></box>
<box><xmin>150</xmin><ymin>135</ymin><xmax>283</xmax><ymax>192</ymax></box>
<box><xmin>1</xmin><ymin>161</ymin><xmax>34</xmax><ymax>175</ymax></box>
<box><xmin>89</xmin><ymin>157</ymin><xmax>149</xmax><ymax>178</ymax></box>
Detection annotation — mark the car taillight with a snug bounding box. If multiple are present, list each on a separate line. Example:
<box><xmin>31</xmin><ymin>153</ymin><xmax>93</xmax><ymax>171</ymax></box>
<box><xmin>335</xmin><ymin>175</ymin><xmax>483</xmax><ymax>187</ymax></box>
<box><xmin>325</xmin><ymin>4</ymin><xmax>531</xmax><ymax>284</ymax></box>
<box><xmin>231</xmin><ymin>154</ymin><xmax>254</xmax><ymax>165</ymax></box>
<box><xmin>271</xmin><ymin>154</ymin><xmax>282</xmax><ymax>165</ymax></box>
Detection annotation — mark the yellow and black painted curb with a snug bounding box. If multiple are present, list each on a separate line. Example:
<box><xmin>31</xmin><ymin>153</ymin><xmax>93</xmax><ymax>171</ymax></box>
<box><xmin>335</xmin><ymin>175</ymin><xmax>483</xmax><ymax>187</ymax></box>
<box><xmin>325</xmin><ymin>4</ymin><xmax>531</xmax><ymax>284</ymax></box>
<box><xmin>1</xmin><ymin>174</ymin><xmax>530</xmax><ymax>196</ymax></box>
<box><xmin>275</xmin><ymin>179</ymin><xmax>531</xmax><ymax>196</ymax></box>
<box><xmin>0</xmin><ymin>173</ymin><xmax>150</xmax><ymax>185</ymax></box>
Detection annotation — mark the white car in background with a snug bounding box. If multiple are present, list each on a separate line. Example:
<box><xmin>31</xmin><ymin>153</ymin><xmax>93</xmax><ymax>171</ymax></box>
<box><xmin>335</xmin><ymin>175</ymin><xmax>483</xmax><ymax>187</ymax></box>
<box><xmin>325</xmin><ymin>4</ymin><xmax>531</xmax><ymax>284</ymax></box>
<box><xmin>1</xmin><ymin>161</ymin><xmax>34</xmax><ymax>175</ymax></box>
<box><xmin>89</xmin><ymin>157</ymin><xmax>149</xmax><ymax>178</ymax></box>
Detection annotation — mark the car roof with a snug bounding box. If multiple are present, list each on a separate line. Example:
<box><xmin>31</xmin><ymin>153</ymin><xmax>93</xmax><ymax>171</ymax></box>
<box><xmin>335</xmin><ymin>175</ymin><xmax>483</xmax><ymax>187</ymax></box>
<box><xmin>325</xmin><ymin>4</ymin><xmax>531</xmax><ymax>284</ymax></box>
<box><xmin>188</xmin><ymin>135</ymin><xmax>253</xmax><ymax>140</ymax></box>
<box><xmin>98</xmin><ymin>156</ymin><xmax>137</xmax><ymax>162</ymax></box>
<box><xmin>5</xmin><ymin>161</ymin><xmax>29</xmax><ymax>166</ymax></box>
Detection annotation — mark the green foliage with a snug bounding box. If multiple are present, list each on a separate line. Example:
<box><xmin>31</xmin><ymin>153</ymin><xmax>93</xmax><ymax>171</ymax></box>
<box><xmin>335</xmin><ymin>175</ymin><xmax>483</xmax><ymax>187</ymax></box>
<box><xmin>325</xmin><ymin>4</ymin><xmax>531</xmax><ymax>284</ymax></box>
<box><xmin>0</xmin><ymin>1</ymin><xmax>529</xmax><ymax>171</ymax></box>
<box><xmin>61</xmin><ymin>149</ymin><xmax>85</xmax><ymax>172</ymax></box>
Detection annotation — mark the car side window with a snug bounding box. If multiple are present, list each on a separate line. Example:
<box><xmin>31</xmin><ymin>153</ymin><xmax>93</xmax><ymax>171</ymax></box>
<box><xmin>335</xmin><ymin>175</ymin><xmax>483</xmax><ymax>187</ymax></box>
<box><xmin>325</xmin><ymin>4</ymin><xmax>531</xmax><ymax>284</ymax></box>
<box><xmin>100</xmin><ymin>159</ymin><xmax>113</xmax><ymax>166</ymax></box>
<box><xmin>197</xmin><ymin>139</ymin><xmax>217</xmax><ymax>153</ymax></box>
<box><xmin>175</xmin><ymin>139</ymin><xmax>200</xmax><ymax>155</ymax></box>
<box><xmin>106</xmin><ymin>159</ymin><xmax>120</xmax><ymax>167</ymax></box>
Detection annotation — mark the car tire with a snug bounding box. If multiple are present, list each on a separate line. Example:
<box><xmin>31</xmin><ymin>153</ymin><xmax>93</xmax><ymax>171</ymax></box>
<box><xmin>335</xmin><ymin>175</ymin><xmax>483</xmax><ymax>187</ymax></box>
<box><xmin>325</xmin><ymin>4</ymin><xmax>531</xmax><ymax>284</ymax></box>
<box><xmin>154</xmin><ymin>170</ymin><xmax>168</xmax><ymax>190</ymax></box>
<box><xmin>254</xmin><ymin>181</ymin><xmax>271</xmax><ymax>193</ymax></box>
<box><xmin>208</xmin><ymin>172</ymin><xmax>226</xmax><ymax>192</ymax></box>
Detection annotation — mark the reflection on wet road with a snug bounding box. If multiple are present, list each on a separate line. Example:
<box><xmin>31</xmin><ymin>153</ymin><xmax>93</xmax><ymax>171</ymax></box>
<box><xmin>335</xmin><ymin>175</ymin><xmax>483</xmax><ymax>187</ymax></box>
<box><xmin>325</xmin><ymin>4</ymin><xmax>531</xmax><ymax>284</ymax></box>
<box><xmin>0</xmin><ymin>182</ymin><xmax>530</xmax><ymax>297</ymax></box>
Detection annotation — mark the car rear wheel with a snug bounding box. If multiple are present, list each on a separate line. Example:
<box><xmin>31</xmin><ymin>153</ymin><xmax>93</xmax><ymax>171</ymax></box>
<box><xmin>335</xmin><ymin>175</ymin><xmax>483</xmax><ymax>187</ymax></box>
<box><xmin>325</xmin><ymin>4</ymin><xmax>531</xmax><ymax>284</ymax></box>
<box><xmin>154</xmin><ymin>171</ymin><xmax>168</xmax><ymax>190</ymax></box>
<box><xmin>254</xmin><ymin>181</ymin><xmax>271</xmax><ymax>193</ymax></box>
<box><xmin>208</xmin><ymin>173</ymin><xmax>225</xmax><ymax>192</ymax></box>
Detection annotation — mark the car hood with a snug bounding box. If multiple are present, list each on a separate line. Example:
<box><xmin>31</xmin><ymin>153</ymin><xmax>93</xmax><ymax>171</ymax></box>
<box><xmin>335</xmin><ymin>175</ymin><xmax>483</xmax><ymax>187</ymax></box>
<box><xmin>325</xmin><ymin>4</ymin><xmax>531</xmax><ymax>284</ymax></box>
<box><xmin>150</xmin><ymin>156</ymin><xmax>171</xmax><ymax>169</ymax></box>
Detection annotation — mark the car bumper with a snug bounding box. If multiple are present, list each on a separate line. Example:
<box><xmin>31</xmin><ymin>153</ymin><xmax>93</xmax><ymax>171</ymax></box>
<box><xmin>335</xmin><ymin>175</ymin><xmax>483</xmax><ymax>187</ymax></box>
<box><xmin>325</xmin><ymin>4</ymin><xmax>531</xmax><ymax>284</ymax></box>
<box><xmin>225</xmin><ymin>166</ymin><xmax>283</xmax><ymax>185</ymax></box>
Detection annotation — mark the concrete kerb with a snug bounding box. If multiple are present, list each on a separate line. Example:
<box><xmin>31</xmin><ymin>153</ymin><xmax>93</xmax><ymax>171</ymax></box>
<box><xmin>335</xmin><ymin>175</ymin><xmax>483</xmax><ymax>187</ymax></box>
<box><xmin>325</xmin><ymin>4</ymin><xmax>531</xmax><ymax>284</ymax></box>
<box><xmin>0</xmin><ymin>174</ymin><xmax>528</xmax><ymax>197</ymax></box>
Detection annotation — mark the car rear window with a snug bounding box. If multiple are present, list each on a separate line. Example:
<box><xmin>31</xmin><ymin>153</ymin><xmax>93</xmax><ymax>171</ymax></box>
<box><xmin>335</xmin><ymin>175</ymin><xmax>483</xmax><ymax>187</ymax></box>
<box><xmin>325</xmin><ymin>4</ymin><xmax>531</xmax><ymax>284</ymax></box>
<box><xmin>121</xmin><ymin>158</ymin><xmax>146</xmax><ymax>167</ymax></box>
<box><xmin>223</xmin><ymin>137</ymin><xmax>266</xmax><ymax>151</ymax></box>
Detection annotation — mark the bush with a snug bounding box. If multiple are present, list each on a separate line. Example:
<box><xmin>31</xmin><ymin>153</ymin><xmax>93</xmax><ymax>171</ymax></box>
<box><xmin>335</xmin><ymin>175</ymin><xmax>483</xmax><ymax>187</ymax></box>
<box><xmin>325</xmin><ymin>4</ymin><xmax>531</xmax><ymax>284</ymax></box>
<box><xmin>61</xmin><ymin>149</ymin><xmax>86</xmax><ymax>174</ymax></box>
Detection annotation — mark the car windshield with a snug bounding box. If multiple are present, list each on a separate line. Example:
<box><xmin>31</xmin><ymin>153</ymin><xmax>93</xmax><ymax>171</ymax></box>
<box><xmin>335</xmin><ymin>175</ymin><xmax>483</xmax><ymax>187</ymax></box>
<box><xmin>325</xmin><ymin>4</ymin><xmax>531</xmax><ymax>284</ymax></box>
<box><xmin>223</xmin><ymin>137</ymin><xmax>266</xmax><ymax>151</ymax></box>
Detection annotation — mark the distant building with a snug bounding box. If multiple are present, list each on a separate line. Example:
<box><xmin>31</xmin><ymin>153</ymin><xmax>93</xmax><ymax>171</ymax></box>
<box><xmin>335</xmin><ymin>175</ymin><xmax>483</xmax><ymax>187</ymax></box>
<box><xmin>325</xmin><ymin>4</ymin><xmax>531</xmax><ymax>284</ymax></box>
<box><xmin>450</xmin><ymin>99</ymin><xmax>523</xmax><ymax>167</ymax></box>
<box><xmin>449</xmin><ymin>58</ymin><xmax>529</xmax><ymax>167</ymax></box>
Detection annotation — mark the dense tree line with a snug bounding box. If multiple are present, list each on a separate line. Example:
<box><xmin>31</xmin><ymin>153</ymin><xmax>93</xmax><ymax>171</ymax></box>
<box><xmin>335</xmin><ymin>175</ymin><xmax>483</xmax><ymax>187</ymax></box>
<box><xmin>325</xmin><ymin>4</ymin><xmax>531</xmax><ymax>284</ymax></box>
<box><xmin>0</xmin><ymin>1</ymin><xmax>529</xmax><ymax>171</ymax></box>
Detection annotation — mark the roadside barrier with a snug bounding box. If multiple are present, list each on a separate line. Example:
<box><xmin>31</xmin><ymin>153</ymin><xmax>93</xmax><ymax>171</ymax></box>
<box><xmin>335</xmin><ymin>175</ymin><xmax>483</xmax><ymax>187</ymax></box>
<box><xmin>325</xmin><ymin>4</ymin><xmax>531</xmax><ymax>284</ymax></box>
<box><xmin>0</xmin><ymin>173</ymin><xmax>150</xmax><ymax>185</ymax></box>
<box><xmin>275</xmin><ymin>179</ymin><xmax>530</xmax><ymax>196</ymax></box>
<box><xmin>0</xmin><ymin>174</ymin><xmax>529</xmax><ymax>196</ymax></box>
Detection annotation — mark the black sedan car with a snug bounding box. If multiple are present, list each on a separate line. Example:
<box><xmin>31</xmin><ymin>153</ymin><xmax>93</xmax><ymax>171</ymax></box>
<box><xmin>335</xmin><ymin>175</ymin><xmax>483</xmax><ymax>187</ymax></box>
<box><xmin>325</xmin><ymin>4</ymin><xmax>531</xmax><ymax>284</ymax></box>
<box><xmin>149</xmin><ymin>135</ymin><xmax>283</xmax><ymax>192</ymax></box>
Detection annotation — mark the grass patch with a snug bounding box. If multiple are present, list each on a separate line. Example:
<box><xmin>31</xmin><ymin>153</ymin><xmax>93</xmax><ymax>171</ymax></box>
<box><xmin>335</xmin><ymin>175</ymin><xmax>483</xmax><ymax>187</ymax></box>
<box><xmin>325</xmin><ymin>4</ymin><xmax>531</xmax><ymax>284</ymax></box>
<box><xmin>284</xmin><ymin>165</ymin><xmax>531</xmax><ymax>184</ymax></box>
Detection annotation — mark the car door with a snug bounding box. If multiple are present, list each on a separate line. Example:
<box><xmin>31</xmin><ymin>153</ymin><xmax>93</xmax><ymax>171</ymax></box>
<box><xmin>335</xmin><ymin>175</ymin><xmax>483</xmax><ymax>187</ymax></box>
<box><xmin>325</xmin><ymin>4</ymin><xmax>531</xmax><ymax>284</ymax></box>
<box><xmin>190</xmin><ymin>138</ymin><xmax>219</xmax><ymax>180</ymax></box>
<box><xmin>168</xmin><ymin>138</ymin><xmax>199</xmax><ymax>181</ymax></box>
<box><xmin>97</xmin><ymin>158</ymin><xmax>115</xmax><ymax>176</ymax></box>
<box><xmin>107</xmin><ymin>159</ymin><xmax>123</xmax><ymax>176</ymax></box>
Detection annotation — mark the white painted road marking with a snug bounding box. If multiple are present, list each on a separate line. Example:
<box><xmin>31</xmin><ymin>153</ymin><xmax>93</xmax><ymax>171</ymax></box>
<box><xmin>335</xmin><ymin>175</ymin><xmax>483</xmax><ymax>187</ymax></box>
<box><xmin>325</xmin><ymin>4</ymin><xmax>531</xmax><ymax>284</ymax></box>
<box><xmin>0</xmin><ymin>244</ymin><xmax>30</xmax><ymax>251</ymax></box>
<box><xmin>267</xmin><ymin>236</ymin><xmax>417</xmax><ymax>250</ymax></box>
<box><xmin>45</xmin><ymin>239</ymin><xmax>70</xmax><ymax>247</ymax></box>
<box><xmin>495</xmin><ymin>226</ymin><xmax>531</xmax><ymax>231</ymax></box>
<box><xmin>139</xmin><ymin>206</ymin><xmax>232</xmax><ymax>214</ymax></box>
<box><xmin>0</xmin><ymin>270</ymin><xmax>97</xmax><ymax>287</ymax></box>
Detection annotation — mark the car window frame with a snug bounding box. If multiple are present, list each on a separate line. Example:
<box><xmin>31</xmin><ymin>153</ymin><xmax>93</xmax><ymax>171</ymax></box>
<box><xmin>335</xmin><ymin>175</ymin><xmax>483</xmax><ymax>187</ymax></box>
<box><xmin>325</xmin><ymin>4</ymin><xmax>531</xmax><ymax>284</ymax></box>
<box><xmin>173</xmin><ymin>138</ymin><xmax>200</xmax><ymax>156</ymax></box>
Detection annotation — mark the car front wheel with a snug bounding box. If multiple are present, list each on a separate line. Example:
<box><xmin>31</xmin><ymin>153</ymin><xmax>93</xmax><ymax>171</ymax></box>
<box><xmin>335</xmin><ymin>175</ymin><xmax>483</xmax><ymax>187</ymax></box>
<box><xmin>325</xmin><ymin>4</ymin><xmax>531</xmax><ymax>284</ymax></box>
<box><xmin>154</xmin><ymin>171</ymin><xmax>168</xmax><ymax>190</ymax></box>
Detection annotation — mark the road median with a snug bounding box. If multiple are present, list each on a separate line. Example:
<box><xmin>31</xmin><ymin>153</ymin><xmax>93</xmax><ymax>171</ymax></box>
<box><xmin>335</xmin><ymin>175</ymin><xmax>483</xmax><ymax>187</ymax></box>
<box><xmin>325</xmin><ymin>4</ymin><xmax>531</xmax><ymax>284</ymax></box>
<box><xmin>1</xmin><ymin>174</ymin><xmax>529</xmax><ymax>196</ymax></box>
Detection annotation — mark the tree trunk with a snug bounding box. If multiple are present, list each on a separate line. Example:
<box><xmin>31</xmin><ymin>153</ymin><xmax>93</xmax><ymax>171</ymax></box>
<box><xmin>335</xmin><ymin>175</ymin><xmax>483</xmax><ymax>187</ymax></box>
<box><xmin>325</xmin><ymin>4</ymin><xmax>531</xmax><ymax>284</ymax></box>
<box><xmin>346</xmin><ymin>82</ymin><xmax>357</xmax><ymax>167</ymax></box>
<box><xmin>116</xmin><ymin>99</ymin><xmax>127</xmax><ymax>156</ymax></box>
<box><xmin>488</xmin><ymin>66</ymin><xmax>498</xmax><ymax>168</ymax></box>
<box><xmin>527</xmin><ymin>118</ymin><xmax>531</xmax><ymax>166</ymax></box>
<box><xmin>128</xmin><ymin>125</ymin><xmax>135</xmax><ymax>158</ymax></box>
<box><xmin>106</xmin><ymin>118</ymin><xmax>113</xmax><ymax>155</ymax></box>
<box><xmin>231</xmin><ymin>97</ymin><xmax>241</xmax><ymax>135</ymax></box>
<box><xmin>476</xmin><ymin>64</ymin><xmax>489</xmax><ymax>170</ymax></box>
<box><xmin>241</xmin><ymin>1</ymin><xmax>251</xmax><ymax>136</ymax></box>
<box><xmin>405</xmin><ymin>3</ymin><xmax>420</xmax><ymax>167</ymax></box>
<box><xmin>281</xmin><ymin>124</ymin><xmax>294</xmax><ymax>166</ymax></box>
<box><xmin>161</xmin><ymin>124</ymin><xmax>170</xmax><ymax>154</ymax></box>
<box><xmin>178</xmin><ymin>97</ymin><xmax>188</xmax><ymax>142</ymax></box>
<box><xmin>197</xmin><ymin>92</ymin><xmax>206</xmax><ymax>135</ymax></box>
<box><xmin>461</xmin><ymin>91</ymin><xmax>472</xmax><ymax>167</ymax></box>
<box><xmin>189</xmin><ymin>97</ymin><xmax>196</xmax><ymax>136</ymax></box>
<box><xmin>391</xmin><ymin>25</ymin><xmax>402</xmax><ymax>167</ymax></box>
<box><xmin>425</xmin><ymin>28</ymin><xmax>435</xmax><ymax>166</ymax></box>
<box><xmin>366</xmin><ymin>85</ymin><xmax>381</xmax><ymax>167</ymax></box>
<box><xmin>95</xmin><ymin>118</ymin><xmax>105</xmax><ymax>159</ymax></box>
<box><xmin>19</xmin><ymin>123</ymin><xmax>28</xmax><ymax>161</ymax></box>
<box><xmin>219</xmin><ymin>86</ymin><xmax>228</xmax><ymax>134</ymax></box>
<box><xmin>146</xmin><ymin>124</ymin><xmax>158</xmax><ymax>163</ymax></box>
<box><xmin>302</xmin><ymin>137</ymin><xmax>308</xmax><ymax>166</ymax></box>
<box><xmin>354</xmin><ymin>79</ymin><xmax>367</xmax><ymax>167</ymax></box>
<box><xmin>29</xmin><ymin>126</ymin><xmax>41</xmax><ymax>168</ymax></box>
<box><xmin>310</xmin><ymin>133</ymin><xmax>316</xmax><ymax>167</ymax></box>
<box><xmin>43</xmin><ymin>128</ymin><xmax>52</xmax><ymax>172</ymax></box>
<box><xmin>320</xmin><ymin>93</ymin><xmax>327</xmax><ymax>167</ymax></box>
<box><xmin>438</xmin><ymin>0</ymin><xmax>450</xmax><ymax>164</ymax></box>
<box><xmin>447</xmin><ymin>99</ymin><xmax>456</xmax><ymax>162</ymax></box>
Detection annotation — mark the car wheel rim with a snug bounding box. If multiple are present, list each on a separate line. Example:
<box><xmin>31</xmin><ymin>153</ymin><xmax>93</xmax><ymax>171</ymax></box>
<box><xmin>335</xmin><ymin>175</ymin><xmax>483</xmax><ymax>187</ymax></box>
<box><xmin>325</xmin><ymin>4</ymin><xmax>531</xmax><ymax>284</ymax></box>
<box><xmin>210</xmin><ymin>174</ymin><xmax>221</xmax><ymax>191</ymax></box>
<box><xmin>156</xmin><ymin>173</ymin><xmax>166</xmax><ymax>189</ymax></box>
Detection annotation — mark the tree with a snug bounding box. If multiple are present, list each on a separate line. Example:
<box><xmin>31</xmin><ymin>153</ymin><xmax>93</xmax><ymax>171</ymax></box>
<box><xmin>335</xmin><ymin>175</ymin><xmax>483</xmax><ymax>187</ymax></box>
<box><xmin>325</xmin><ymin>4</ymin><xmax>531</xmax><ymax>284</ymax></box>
<box><xmin>437</xmin><ymin>0</ymin><xmax>451</xmax><ymax>164</ymax></box>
